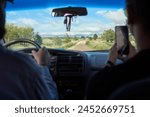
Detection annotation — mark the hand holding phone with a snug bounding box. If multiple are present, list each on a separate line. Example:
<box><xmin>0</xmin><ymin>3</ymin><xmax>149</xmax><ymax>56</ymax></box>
<box><xmin>107</xmin><ymin>26</ymin><xmax>136</xmax><ymax>65</ymax></box>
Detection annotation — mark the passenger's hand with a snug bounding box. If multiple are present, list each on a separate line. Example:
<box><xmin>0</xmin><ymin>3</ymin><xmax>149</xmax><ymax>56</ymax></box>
<box><xmin>107</xmin><ymin>43</ymin><xmax>118</xmax><ymax>64</ymax></box>
<box><xmin>107</xmin><ymin>42</ymin><xmax>137</xmax><ymax>66</ymax></box>
<box><xmin>118</xmin><ymin>42</ymin><xmax>137</xmax><ymax>61</ymax></box>
<box><xmin>32</xmin><ymin>47</ymin><xmax>50</xmax><ymax>66</ymax></box>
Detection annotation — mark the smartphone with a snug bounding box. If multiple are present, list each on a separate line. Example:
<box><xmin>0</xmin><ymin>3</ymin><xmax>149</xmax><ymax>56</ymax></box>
<box><xmin>115</xmin><ymin>26</ymin><xmax>129</xmax><ymax>56</ymax></box>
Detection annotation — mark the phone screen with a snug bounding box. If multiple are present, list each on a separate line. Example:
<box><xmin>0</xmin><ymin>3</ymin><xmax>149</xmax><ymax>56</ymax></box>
<box><xmin>115</xmin><ymin>26</ymin><xmax>129</xmax><ymax>55</ymax></box>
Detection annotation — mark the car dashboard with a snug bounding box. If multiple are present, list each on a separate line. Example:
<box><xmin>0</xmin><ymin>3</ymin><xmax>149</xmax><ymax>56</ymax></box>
<box><xmin>45</xmin><ymin>49</ymin><xmax>121</xmax><ymax>99</ymax></box>
<box><xmin>14</xmin><ymin>47</ymin><xmax>122</xmax><ymax>99</ymax></box>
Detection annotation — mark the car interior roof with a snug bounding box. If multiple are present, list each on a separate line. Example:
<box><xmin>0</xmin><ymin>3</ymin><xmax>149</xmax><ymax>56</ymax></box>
<box><xmin>6</xmin><ymin>0</ymin><xmax>125</xmax><ymax>10</ymax></box>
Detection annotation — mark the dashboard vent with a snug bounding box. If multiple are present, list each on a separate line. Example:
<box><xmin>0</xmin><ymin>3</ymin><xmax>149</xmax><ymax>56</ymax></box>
<box><xmin>57</xmin><ymin>55</ymin><xmax>84</xmax><ymax>76</ymax></box>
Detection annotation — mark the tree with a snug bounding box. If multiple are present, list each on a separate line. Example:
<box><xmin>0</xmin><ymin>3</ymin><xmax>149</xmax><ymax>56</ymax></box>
<box><xmin>34</xmin><ymin>33</ymin><xmax>42</xmax><ymax>45</ymax></box>
<box><xmin>5</xmin><ymin>23</ymin><xmax>34</xmax><ymax>42</ymax></box>
<box><xmin>88</xmin><ymin>37</ymin><xmax>93</xmax><ymax>40</ymax></box>
<box><xmin>81</xmin><ymin>36</ymin><xmax>85</xmax><ymax>39</ymax></box>
<box><xmin>52</xmin><ymin>36</ymin><xmax>62</xmax><ymax>46</ymax></box>
<box><xmin>100</xmin><ymin>29</ymin><xmax>115</xmax><ymax>43</ymax></box>
<box><xmin>73</xmin><ymin>36</ymin><xmax>79</xmax><ymax>40</ymax></box>
<box><xmin>93</xmin><ymin>34</ymin><xmax>98</xmax><ymax>40</ymax></box>
<box><xmin>20</xmin><ymin>27</ymin><xmax>34</xmax><ymax>39</ymax></box>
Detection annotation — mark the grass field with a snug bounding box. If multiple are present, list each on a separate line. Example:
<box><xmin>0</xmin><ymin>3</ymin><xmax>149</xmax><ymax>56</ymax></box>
<box><xmin>41</xmin><ymin>38</ymin><xmax>114</xmax><ymax>51</ymax></box>
<box><xmin>7</xmin><ymin>37</ymin><xmax>136</xmax><ymax>51</ymax></box>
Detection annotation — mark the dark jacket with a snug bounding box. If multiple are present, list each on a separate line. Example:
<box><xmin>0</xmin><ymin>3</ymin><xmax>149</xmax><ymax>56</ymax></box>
<box><xmin>86</xmin><ymin>49</ymin><xmax>150</xmax><ymax>99</ymax></box>
<box><xmin>0</xmin><ymin>46</ymin><xmax>58</xmax><ymax>99</ymax></box>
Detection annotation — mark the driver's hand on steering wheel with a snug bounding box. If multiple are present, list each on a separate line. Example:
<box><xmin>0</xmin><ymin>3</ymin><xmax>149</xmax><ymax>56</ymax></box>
<box><xmin>32</xmin><ymin>47</ymin><xmax>50</xmax><ymax>66</ymax></box>
<box><xmin>106</xmin><ymin>42</ymin><xmax>137</xmax><ymax>67</ymax></box>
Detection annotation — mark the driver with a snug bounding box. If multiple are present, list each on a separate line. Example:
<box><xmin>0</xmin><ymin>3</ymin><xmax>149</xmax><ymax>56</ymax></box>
<box><xmin>0</xmin><ymin>0</ymin><xmax>58</xmax><ymax>99</ymax></box>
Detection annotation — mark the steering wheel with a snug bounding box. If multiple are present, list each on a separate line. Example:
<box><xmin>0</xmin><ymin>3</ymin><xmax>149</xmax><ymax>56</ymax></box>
<box><xmin>3</xmin><ymin>39</ymin><xmax>41</xmax><ymax>53</ymax></box>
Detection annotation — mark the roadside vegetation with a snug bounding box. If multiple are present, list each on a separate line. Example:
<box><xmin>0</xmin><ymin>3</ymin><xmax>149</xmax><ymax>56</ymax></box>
<box><xmin>4</xmin><ymin>23</ymin><xmax>135</xmax><ymax>51</ymax></box>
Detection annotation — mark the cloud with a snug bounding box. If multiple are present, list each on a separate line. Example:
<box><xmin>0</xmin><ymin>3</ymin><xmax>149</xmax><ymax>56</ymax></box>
<box><xmin>71</xmin><ymin>16</ymin><xmax>115</xmax><ymax>34</ymax></box>
<box><xmin>7</xmin><ymin>18</ymin><xmax>40</xmax><ymax>32</ymax></box>
<box><xmin>96</xmin><ymin>9</ymin><xmax>127</xmax><ymax>25</ymax></box>
<box><xmin>35</xmin><ymin>18</ymin><xmax>115</xmax><ymax>36</ymax></box>
<box><xmin>17</xmin><ymin>18</ymin><xmax>39</xmax><ymax>26</ymax></box>
<box><xmin>6</xmin><ymin>8</ymin><xmax>123</xmax><ymax>36</ymax></box>
<box><xmin>7</xmin><ymin>11</ymin><xmax>17</xmax><ymax>15</ymax></box>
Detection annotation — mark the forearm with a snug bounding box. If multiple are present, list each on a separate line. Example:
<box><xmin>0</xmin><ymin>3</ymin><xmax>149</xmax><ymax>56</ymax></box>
<box><xmin>40</xmin><ymin>66</ymin><xmax>59</xmax><ymax>99</ymax></box>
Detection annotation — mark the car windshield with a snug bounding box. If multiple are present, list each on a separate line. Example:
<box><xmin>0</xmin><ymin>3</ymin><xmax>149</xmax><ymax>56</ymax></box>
<box><xmin>5</xmin><ymin>0</ymin><xmax>134</xmax><ymax>51</ymax></box>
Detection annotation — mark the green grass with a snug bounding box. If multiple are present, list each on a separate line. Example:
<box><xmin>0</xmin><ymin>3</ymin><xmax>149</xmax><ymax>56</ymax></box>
<box><xmin>86</xmin><ymin>39</ymin><xmax>113</xmax><ymax>50</ymax></box>
<box><xmin>7</xmin><ymin>38</ymin><xmax>136</xmax><ymax>51</ymax></box>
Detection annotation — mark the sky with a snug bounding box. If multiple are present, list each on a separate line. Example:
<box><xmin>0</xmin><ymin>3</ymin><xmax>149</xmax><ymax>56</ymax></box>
<box><xmin>6</xmin><ymin>7</ymin><xmax>127</xmax><ymax>36</ymax></box>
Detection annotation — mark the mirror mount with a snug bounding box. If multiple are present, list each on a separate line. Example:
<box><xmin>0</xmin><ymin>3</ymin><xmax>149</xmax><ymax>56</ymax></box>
<box><xmin>64</xmin><ymin>14</ymin><xmax>74</xmax><ymax>31</ymax></box>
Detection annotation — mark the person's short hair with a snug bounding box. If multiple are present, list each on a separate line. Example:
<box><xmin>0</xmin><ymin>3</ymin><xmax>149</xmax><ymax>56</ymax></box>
<box><xmin>126</xmin><ymin>0</ymin><xmax>150</xmax><ymax>32</ymax></box>
<box><xmin>0</xmin><ymin>0</ymin><xmax>14</xmax><ymax>40</ymax></box>
<box><xmin>0</xmin><ymin>0</ymin><xmax>14</xmax><ymax>3</ymax></box>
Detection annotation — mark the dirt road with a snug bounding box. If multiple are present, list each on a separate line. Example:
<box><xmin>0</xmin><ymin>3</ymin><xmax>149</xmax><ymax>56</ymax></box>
<box><xmin>68</xmin><ymin>40</ymin><xmax>92</xmax><ymax>51</ymax></box>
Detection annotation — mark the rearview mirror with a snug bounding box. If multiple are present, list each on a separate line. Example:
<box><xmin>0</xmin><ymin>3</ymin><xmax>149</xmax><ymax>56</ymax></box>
<box><xmin>52</xmin><ymin>7</ymin><xmax>88</xmax><ymax>17</ymax></box>
<box><xmin>52</xmin><ymin>7</ymin><xmax>88</xmax><ymax>31</ymax></box>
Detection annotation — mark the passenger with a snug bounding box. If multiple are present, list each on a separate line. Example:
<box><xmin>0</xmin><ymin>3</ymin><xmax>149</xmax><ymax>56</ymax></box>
<box><xmin>0</xmin><ymin>0</ymin><xmax>58</xmax><ymax>99</ymax></box>
<box><xmin>86</xmin><ymin>0</ymin><xmax>150</xmax><ymax>99</ymax></box>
